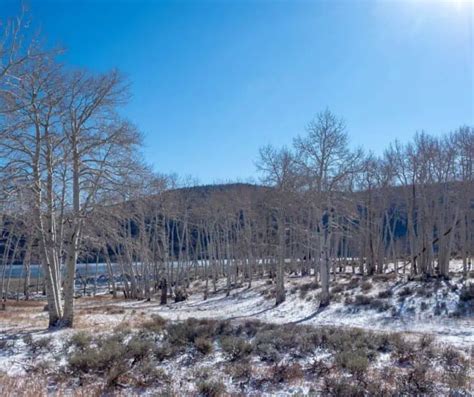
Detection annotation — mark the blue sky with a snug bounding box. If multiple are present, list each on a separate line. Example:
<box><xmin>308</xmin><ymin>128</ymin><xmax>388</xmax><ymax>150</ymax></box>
<box><xmin>2</xmin><ymin>0</ymin><xmax>473</xmax><ymax>184</ymax></box>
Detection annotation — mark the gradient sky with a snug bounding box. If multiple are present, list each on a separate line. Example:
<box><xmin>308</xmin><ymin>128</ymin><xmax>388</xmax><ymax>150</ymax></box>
<box><xmin>2</xmin><ymin>0</ymin><xmax>473</xmax><ymax>184</ymax></box>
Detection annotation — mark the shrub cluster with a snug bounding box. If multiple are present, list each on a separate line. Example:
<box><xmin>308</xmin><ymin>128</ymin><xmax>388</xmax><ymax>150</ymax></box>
<box><xmin>37</xmin><ymin>313</ymin><xmax>470</xmax><ymax>395</ymax></box>
<box><xmin>360</xmin><ymin>281</ymin><xmax>373</xmax><ymax>292</ymax></box>
<box><xmin>68</xmin><ymin>331</ymin><xmax>156</xmax><ymax>387</ymax></box>
<box><xmin>345</xmin><ymin>277</ymin><xmax>360</xmax><ymax>290</ymax></box>
<box><xmin>24</xmin><ymin>335</ymin><xmax>53</xmax><ymax>356</ymax></box>
<box><xmin>196</xmin><ymin>380</ymin><xmax>226</xmax><ymax>397</ymax></box>
<box><xmin>377</xmin><ymin>288</ymin><xmax>393</xmax><ymax>299</ymax></box>
<box><xmin>398</xmin><ymin>286</ymin><xmax>412</xmax><ymax>298</ymax></box>
<box><xmin>459</xmin><ymin>283</ymin><xmax>474</xmax><ymax>310</ymax></box>
<box><xmin>220</xmin><ymin>335</ymin><xmax>252</xmax><ymax>360</ymax></box>
<box><xmin>299</xmin><ymin>281</ymin><xmax>320</xmax><ymax>299</ymax></box>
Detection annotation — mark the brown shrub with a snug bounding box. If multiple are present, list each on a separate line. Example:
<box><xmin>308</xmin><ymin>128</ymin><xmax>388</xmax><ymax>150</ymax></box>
<box><xmin>299</xmin><ymin>281</ymin><xmax>320</xmax><ymax>299</ymax></box>
<box><xmin>398</xmin><ymin>286</ymin><xmax>412</xmax><ymax>298</ymax></box>
<box><xmin>227</xmin><ymin>361</ymin><xmax>253</xmax><ymax>381</ymax></box>
<box><xmin>322</xmin><ymin>376</ymin><xmax>365</xmax><ymax>397</ymax></box>
<box><xmin>360</xmin><ymin>281</ymin><xmax>373</xmax><ymax>292</ymax></box>
<box><xmin>308</xmin><ymin>358</ymin><xmax>331</xmax><ymax>377</ymax></box>
<box><xmin>194</xmin><ymin>336</ymin><xmax>213</xmax><ymax>355</ymax></box>
<box><xmin>373</xmin><ymin>273</ymin><xmax>397</xmax><ymax>282</ymax></box>
<box><xmin>141</xmin><ymin>314</ymin><xmax>167</xmax><ymax>333</ymax></box>
<box><xmin>271</xmin><ymin>362</ymin><xmax>304</xmax><ymax>383</ymax></box>
<box><xmin>353</xmin><ymin>294</ymin><xmax>373</xmax><ymax>306</ymax></box>
<box><xmin>377</xmin><ymin>289</ymin><xmax>393</xmax><ymax>299</ymax></box>
<box><xmin>220</xmin><ymin>336</ymin><xmax>252</xmax><ymax>361</ymax></box>
<box><xmin>25</xmin><ymin>335</ymin><xmax>53</xmax><ymax>355</ymax></box>
<box><xmin>459</xmin><ymin>283</ymin><xmax>474</xmax><ymax>301</ymax></box>
<box><xmin>196</xmin><ymin>380</ymin><xmax>226</xmax><ymax>397</ymax></box>
<box><xmin>334</xmin><ymin>350</ymin><xmax>369</xmax><ymax>378</ymax></box>
<box><xmin>396</xmin><ymin>361</ymin><xmax>436</xmax><ymax>395</ymax></box>
<box><xmin>345</xmin><ymin>277</ymin><xmax>360</xmax><ymax>290</ymax></box>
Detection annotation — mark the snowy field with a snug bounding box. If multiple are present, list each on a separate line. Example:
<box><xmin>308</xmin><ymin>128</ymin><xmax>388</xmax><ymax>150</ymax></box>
<box><xmin>0</xmin><ymin>262</ymin><xmax>473</xmax><ymax>396</ymax></box>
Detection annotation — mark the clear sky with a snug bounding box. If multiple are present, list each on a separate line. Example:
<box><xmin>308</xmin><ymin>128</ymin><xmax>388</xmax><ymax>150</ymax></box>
<box><xmin>2</xmin><ymin>0</ymin><xmax>473</xmax><ymax>184</ymax></box>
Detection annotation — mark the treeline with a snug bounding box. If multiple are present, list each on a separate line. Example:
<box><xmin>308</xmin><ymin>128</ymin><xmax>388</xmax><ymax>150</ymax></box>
<box><xmin>81</xmin><ymin>114</ymin><xmax>472</xmax><ymax>310</ymax></box>
<box><xmin>0</xmin><ymin>10</ymin><xmax>472</xmax><ymax>328</ymax></box>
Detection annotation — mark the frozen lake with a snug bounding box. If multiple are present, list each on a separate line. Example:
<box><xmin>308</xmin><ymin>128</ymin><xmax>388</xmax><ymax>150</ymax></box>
<box><xmin>3</xmin><ymin>263</ymin><xmax>120</xmax><ymax>279</ymax></box>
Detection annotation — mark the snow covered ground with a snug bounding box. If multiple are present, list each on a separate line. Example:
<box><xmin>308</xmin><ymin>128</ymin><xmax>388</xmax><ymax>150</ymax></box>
<box><xmin>0</xmin><ymin>264</ymin><xmax>473</xmax><ymax>395</ymax></box>
<box><xmin>2</xmin><ymin>271</ymin><xmax>473</xmax><ymax>348</ymax></box>
<box><xmin>106</xmin><ymin>274</ymin><xmax>473</xmax><ymax>348</ymax></box>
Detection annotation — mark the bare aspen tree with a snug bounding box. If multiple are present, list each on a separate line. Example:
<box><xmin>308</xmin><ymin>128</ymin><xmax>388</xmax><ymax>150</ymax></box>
<box><xmin>60</xmin><ymin>70</ymin><xmax>141</xmax><ymax>325</ymax></box>
<box><xmin>294</xmin><ymin>110</ymin><xmax>362</xmax><ymax>306</ymax></box>
<box><xmin>258</xmin><ymin>145</ymin><xmax>298</xmax><ymax>305</ymax></box>
<box><xmin>0</xmin><ymin>50</ymin><xmax>67</xmax><ymax>326</ymax></box>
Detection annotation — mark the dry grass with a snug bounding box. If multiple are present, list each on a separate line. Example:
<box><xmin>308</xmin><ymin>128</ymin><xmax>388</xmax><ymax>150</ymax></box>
<box><xmin>1</xmin><ymin>299</ymin><xmax>45</xmax><ymax>308</ymax></box>
<box><xmin>78</xmin><ymin>305</ymin><xmax>126</xmax><ymax>316</ymax></box>
<box><xmin>0</xmin><ymin>295</ymin><xmax>146</xmax><ymax>333</ymax></box>
<box><xmin>0</xmin><ymin>300</ymin><xmax>48</xmax><ymax>330</ymax></box>
<box><xmin>0</xmin><ymin>373</ymin><xmax>127</xmax><ymax>397</ymax></box>
<box><xmin>0</xmin><ymin>375</ymin><xmax>50</xmax><ymax>397</ymax></box>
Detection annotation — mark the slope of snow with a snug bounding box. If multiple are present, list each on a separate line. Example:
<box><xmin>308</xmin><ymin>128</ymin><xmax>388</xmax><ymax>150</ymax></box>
<box><xmin>108</xmin><ymin>274</ymin><xmax>474</xmax><ymax>347</ymax></box>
